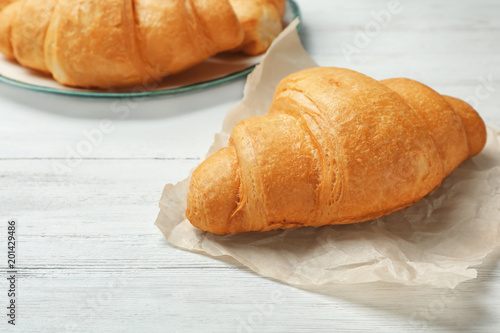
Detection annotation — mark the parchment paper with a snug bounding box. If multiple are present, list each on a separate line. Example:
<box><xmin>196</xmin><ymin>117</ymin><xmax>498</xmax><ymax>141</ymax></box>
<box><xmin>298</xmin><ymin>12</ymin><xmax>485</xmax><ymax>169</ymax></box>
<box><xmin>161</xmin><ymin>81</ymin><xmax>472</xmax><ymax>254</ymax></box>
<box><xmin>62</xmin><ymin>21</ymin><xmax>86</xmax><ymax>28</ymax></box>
<box><xmin>155</xmin><ymin>19</ymin><xmax>500</xmax><ymax>288</ymax></box>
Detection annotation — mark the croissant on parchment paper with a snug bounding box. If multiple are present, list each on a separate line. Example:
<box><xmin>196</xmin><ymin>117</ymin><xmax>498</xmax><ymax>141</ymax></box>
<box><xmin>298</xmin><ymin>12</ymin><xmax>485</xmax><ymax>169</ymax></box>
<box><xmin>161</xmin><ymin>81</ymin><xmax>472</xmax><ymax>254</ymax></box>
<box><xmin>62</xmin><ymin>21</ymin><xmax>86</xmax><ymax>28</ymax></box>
<box><xmin>186</xmin><ymin>67</ymin><xmax>487</xmax><ymax>235</ymax></box>
<box><xmin>0</xmin><ymin>0</ymin><xmax>286</xmax><ymax>88</ymax></box>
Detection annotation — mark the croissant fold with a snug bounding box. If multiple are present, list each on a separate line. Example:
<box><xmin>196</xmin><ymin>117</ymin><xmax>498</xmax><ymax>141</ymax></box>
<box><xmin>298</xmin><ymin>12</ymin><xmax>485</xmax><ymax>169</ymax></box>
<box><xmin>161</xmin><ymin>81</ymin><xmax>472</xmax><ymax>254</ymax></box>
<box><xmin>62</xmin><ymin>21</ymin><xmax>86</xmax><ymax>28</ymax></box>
<box><xmin>186</xmin><ymin>67</ymin><xmax>487</xmax><ymax>235</ymax></box>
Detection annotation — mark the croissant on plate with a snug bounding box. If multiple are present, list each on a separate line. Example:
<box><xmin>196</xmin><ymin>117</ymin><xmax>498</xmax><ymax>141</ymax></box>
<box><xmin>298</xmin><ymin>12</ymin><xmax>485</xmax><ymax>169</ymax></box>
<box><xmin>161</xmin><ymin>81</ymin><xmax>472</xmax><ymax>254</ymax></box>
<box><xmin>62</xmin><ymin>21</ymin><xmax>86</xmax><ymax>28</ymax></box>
<box><xmin>0</xmin><ymin>0</ymin><xmax>286</xmax><ymax>88</ymax></box>
<box><xmin>186</xmin><ymin>67</ymin><xmax>487</xmax><ymax>235</ymax></box>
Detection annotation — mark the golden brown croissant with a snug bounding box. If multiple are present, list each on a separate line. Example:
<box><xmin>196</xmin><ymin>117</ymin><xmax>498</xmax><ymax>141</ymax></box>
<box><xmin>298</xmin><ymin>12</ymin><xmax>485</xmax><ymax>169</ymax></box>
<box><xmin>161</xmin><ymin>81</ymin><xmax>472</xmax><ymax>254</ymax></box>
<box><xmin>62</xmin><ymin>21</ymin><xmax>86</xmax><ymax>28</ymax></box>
<box><xmin>186</xmin><ymin>67</ymin><xmax>487</xmax><ymax>235</ymax></box>
<box><xmin>229</xmin><ymin>0</ymin><xmax>286</xmax><ymax>55</ymax></box>
<box><xmin>0</xmin><ymin>0</ymin><xmax>244</xmax><ymax>88</ymax></box>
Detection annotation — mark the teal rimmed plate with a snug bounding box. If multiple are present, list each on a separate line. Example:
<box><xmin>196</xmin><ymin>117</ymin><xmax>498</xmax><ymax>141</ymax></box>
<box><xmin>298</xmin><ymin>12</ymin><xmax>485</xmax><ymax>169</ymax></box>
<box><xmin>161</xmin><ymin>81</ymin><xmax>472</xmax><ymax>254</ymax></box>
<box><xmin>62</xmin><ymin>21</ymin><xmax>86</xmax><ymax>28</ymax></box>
<box><xmin>0</xmin><ymin>0</ymin><xmax>301</xmax><ymax>98</ymax></box>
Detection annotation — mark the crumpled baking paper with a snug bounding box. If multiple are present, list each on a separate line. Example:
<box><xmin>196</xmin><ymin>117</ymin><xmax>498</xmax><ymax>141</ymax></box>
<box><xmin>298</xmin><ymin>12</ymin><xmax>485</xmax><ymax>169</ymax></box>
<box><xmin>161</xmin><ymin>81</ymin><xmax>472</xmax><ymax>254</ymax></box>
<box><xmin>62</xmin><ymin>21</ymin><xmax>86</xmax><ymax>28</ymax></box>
<box><xmin>155</xmin><ymin>19</ymin><xmax>500</xmax><ymax>288</ymax></box>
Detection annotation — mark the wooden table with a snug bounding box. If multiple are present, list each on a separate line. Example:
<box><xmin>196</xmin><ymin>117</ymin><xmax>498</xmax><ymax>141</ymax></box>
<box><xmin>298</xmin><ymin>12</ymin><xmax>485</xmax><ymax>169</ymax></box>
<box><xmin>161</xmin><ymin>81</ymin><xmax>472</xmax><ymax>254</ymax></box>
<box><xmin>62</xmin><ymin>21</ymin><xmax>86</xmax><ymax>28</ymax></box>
<box><xmin>1</xmin><ymin>0</ymin><xmax>499</xmax><ymax>332</ymax></box>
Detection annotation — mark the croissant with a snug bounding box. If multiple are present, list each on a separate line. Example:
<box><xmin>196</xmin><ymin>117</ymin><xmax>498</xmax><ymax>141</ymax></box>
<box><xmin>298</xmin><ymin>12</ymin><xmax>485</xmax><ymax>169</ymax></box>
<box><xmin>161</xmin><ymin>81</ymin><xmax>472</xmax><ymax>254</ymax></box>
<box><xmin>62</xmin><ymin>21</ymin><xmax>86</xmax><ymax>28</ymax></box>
<box><xmin>0</xmin><ymin>0</ymin><xmax>244</xmax><ymax>88</ymax></box>
<box><xmin>186</xmin><ymin>67</ymin><xmax>487</xmax><ymax>235</ymax></box>
<box><xmin>229</xmin><ymin>0</ymin><xmax>286</xmax><ymax>55</ymax></box>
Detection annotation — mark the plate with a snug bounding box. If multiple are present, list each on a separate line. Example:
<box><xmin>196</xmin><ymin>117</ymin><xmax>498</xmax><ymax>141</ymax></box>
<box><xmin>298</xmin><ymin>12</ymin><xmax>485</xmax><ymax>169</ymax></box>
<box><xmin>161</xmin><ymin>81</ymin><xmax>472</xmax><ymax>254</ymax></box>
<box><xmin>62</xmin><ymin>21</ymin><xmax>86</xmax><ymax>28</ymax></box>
<box><xmin>0</xmin><ymin>0</ymin><xmax>301</xmax><ymax>98</ymax></box>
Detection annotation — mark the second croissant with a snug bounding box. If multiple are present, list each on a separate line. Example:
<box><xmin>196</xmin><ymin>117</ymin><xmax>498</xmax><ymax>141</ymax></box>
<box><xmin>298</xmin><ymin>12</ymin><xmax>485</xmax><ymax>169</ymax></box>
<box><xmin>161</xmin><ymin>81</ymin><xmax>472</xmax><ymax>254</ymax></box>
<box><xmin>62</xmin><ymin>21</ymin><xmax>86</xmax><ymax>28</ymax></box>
<box><xmin>0</xmin><ymin>0</ymin><xmax>286</xmax><ymax>88</ymax></box>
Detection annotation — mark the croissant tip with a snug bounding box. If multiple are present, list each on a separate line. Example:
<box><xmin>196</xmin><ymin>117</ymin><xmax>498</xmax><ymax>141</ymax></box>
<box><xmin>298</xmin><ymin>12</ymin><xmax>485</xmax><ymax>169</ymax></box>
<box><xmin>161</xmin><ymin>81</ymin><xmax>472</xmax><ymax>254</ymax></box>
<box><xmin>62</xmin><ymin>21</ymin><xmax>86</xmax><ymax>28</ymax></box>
<box><xmin>187</xmin><ymin>146</ymin><xmax>241</xmax><ymax>234</ymax></box>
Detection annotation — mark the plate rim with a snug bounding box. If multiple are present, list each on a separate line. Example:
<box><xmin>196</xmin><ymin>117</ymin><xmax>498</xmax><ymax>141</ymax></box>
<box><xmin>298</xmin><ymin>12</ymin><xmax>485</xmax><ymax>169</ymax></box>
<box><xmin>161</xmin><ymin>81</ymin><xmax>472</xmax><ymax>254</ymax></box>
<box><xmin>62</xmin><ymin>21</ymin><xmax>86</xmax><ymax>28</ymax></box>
<box><xmin>0</xmin><ymin>0</ymin><xmax>302</xmax><ymax>98</ymax></box>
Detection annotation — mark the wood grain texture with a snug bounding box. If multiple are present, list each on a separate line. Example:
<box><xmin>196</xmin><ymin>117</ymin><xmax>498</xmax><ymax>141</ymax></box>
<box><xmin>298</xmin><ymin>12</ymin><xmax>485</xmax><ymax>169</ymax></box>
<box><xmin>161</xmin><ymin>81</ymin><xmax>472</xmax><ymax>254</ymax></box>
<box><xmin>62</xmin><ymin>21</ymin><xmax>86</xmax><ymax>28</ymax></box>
<box><xmin>1</xmin><ymin>0</ymin><xmax>499</xmax><ymax>332</ymax></box>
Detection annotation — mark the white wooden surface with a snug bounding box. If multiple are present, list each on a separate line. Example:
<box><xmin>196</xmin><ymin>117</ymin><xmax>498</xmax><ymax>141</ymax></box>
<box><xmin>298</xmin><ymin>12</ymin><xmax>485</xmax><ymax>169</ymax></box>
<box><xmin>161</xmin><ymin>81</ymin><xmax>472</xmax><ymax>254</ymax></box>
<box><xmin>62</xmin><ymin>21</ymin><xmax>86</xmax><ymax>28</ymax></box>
<box><xmin>1</xmin><ymin>0</ymin><xmax>499</xmax><ymax>332</ymax></box>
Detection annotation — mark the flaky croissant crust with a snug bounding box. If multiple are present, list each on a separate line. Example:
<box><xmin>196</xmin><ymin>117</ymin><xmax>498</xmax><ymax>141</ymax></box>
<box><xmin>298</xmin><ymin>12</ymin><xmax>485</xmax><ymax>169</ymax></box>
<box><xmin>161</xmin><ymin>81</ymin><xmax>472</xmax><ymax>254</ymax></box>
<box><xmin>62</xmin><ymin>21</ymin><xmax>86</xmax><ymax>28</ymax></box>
<box><xmin>187</xmin><ymin>67</ymin><xmax>487</xmax><ymax>235</ymax></box>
